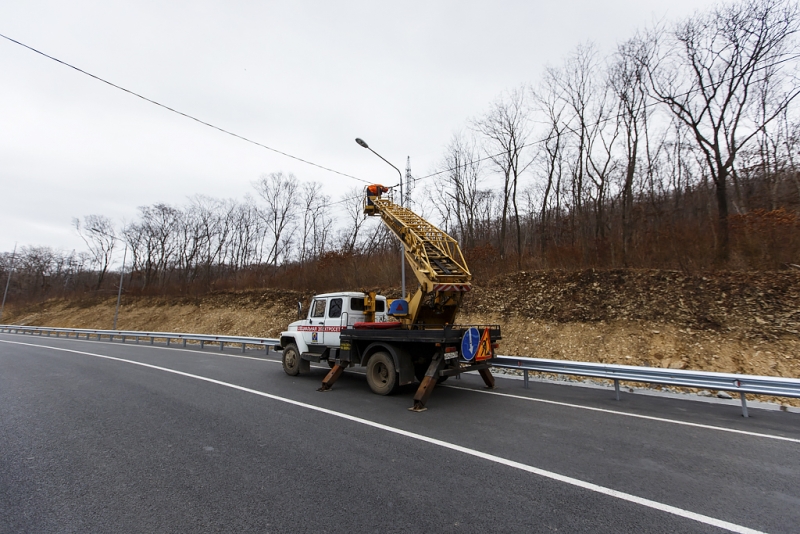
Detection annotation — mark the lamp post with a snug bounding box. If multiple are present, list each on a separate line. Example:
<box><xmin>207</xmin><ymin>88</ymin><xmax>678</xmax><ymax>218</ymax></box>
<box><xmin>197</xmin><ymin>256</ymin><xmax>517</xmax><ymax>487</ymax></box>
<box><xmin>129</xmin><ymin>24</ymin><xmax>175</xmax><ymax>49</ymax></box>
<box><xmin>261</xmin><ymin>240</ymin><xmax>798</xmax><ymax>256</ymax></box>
<box><xmin>355</xmin><ymin>138</ymin><xmax>406</xmax><ymax>299</ymax></box>
<box><xmin>91</xmin><ymin>228</ymin><xmax>127</xmax><ymax>330</ymax></box>
<box><xmin>0</xmin><ymin>243</ymin><xmax>17</xmax><ymax>322</ymax></box>
<box><xmin>112</xmin><ymin>243</ymin><xmax>127</xmax><ymax>330</ymax></box>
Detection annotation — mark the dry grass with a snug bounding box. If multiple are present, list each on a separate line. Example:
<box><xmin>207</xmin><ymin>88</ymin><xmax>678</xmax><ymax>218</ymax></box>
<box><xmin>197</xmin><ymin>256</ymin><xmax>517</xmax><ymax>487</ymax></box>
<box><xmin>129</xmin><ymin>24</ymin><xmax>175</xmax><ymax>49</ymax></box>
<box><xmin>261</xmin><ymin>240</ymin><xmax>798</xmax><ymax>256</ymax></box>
<box><xmin>4</xmin><ymin>269</ymin><xmax>799</xmax><ymax>406</ymax></box>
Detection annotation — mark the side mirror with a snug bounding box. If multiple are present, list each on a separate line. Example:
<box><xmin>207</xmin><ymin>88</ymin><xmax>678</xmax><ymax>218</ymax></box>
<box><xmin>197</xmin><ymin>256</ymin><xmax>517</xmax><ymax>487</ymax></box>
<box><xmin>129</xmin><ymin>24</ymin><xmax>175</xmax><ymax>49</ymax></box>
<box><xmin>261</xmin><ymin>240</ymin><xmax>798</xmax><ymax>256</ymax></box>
<box><xmin>297</xmin><ymin>301</ymin><xmax>303</xmax><ymax>319</ymax></box>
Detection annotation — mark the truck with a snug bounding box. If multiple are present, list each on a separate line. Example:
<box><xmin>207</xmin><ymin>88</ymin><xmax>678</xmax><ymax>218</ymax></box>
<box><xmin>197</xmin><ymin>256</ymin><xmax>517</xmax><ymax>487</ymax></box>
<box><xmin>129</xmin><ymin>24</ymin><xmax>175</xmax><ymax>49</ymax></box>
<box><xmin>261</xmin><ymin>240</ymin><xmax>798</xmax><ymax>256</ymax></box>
<box><xmin>276</xmin><ymin>185</ymin><xmax>500</xmax><ymax>411</ymax></box>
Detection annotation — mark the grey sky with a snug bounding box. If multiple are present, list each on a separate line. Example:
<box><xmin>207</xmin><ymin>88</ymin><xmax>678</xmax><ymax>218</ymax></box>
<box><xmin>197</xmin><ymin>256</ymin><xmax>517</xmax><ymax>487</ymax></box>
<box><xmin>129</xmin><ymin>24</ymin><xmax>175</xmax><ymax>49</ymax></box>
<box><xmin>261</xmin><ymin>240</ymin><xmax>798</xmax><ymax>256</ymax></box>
<box><xmin>0</xmin><ymin>0</ymin><xmax>718</xmax><ymax>254</ymax></box>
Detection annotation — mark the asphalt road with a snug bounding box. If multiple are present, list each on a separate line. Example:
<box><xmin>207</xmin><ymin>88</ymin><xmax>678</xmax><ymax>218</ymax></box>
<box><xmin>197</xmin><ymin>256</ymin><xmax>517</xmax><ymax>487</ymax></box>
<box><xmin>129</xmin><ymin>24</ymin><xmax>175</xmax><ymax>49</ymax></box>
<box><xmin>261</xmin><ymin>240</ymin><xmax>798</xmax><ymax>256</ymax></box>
<box><xmin>2</xmin><ymin>332</ymin><xmax>799</xmax><ymax>533</ymax></box>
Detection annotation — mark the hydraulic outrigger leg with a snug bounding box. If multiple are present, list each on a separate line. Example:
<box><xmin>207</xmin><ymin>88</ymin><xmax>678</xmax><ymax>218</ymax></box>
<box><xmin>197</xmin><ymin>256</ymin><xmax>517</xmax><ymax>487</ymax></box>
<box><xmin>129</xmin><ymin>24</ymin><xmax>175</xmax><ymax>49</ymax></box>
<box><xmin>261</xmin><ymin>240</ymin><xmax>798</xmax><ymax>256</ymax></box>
<box><xmin>409</xmin><ymin>354</ymin><xmax>497</xmax><ymax>412</ymax></box>
<box><xmin>318</xmin><ymin>363</ymin><xmax>346</xmax><ymax>392</ymax></box>
<box><xmin>410</xmin><ymin>353</ymin><xmax>445</xmax><ymax>412</ymax></box>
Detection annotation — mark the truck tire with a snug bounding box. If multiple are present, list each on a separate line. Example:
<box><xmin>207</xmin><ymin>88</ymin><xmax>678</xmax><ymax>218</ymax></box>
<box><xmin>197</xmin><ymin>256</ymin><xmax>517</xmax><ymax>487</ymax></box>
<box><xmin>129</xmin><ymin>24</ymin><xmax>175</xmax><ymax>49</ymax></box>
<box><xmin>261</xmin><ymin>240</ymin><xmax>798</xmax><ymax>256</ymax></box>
<box><xmin>282</xmin><ymin>343</ymin><xmax>301</xmax><ymax>376</ymax></box>
<box><xmin>366</xmin><ymin>352</ymin><xmax>398</xmax><ymax>395</ymax></box>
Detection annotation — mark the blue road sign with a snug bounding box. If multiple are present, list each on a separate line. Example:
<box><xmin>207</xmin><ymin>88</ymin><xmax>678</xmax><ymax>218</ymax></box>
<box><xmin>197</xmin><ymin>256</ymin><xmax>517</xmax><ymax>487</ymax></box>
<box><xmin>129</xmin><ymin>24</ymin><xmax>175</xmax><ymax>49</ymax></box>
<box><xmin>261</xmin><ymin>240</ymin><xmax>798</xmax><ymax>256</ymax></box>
<box><xmin>461</xmin><ymin>327</ymin><xmax>481</xmax><ymax>361</ymax></box>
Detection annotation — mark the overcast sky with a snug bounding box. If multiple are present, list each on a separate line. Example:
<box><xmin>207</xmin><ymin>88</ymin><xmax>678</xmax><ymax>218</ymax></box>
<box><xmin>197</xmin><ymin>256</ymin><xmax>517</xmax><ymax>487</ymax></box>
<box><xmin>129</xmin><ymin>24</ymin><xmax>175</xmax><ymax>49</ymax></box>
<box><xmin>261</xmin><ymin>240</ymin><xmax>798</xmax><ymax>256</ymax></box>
<box><xmin>0</xmin><ymin>0</ymin><xmax>720</xmax><ymax>255</ymax></box>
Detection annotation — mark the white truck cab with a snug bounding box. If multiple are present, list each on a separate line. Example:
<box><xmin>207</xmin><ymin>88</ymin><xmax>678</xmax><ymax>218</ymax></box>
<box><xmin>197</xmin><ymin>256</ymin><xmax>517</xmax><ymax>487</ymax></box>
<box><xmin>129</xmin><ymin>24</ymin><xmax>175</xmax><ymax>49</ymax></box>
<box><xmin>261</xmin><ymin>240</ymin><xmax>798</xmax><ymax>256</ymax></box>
<box><xmin>279</xmin><ymin>292</ymin><xmax>389</xmax><ymax>374</ymax></box>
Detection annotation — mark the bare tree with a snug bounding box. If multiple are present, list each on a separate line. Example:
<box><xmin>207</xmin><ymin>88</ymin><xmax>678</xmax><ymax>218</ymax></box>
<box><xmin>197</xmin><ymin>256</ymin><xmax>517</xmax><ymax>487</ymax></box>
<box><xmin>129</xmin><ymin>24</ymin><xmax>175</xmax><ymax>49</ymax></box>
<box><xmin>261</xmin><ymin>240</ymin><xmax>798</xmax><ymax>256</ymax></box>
<box><xmin>337</xmin><ymin>188</ymin><xmax>371</xmax><ymax>254</ymax></box>
<box><xmin>585</xmin><ymin>76</ymin><xmax>620</xmax><ymax>244</ymax></box>
<box><xmin>437</xmin><ymin>132</ymin><xmax>484</xmax><ymax>249</ymax></box>
<box><xmin>556</xmin><ymin>44</ymin><xmax>599</xmax><ymax>252</ymax></box>
<box><xmin>532</xmin><ymin>70</ymin><xmax>569</xmax><ymax>255</ymax></box>
<box><xmin>644</xmin><ymin>0</ymin><xmax>800</xmax><ymax>260</ymax></box>
<box><xmin>73</xmin><ymin>214</ymin><xmax>117</xmax><ymax>290</ymax></box>
<box><xmin>253</xmin><ymin>172</ymin><xmax>299</xmax><ymax>267</ymax></box>
<box><xmin>472</xmin><ymin>87</ymin><xmax>531</xmax><ymax>265</ymax></box>
<box><xmin>298</xmin><ymin>181</ymin><xmax>332</xmax><ymax>264</ymax></box>
<box><xmin>612</xmin><ymin>37</ymin><xmax>650</xmax><ymax>264</ymax></box>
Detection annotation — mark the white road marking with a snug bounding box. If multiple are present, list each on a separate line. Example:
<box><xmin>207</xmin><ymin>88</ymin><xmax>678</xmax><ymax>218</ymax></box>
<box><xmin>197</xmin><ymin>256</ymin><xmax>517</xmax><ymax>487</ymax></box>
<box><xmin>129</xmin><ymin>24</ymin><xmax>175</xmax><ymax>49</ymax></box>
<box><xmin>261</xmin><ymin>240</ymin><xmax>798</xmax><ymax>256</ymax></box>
<box><xmin>3</xmin><ymin>332</ymin><xmax>798</xmax><ymax>444</ymax></box>
<box><xmin>444</xmin><ymin>384</ymin><xmax>800</xmax><ymax>444</ymax></box>
<box><xmin>0</xmin><ymin>338</ymin><xmax>767</xmax><ymax>534</ymax></box>
<box><xmin>0</xmin><ymin>332</ymin><xmax>274</xmax><ymax>362</ymax></box>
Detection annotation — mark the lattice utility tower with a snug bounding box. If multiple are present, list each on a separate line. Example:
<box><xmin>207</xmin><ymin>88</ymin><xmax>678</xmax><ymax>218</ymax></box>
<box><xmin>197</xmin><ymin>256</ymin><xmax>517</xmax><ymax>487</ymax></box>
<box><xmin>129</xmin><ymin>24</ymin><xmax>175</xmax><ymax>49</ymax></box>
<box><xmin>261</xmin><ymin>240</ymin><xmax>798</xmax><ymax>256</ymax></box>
<box><xmin>405</xmin><ymin>156</ymin><xmax>413</xmax><ymax>206</ymax></box>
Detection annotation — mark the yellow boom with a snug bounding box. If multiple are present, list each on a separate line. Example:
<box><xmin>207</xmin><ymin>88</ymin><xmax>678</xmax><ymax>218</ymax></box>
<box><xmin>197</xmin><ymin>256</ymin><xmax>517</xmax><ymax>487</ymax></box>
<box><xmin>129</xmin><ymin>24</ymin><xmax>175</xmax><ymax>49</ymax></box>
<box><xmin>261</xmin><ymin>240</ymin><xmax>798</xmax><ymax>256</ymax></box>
<box><xmin>364</xmin><ymin>186</ymin><xmax>472</xmax><ymax>327</ymax></box>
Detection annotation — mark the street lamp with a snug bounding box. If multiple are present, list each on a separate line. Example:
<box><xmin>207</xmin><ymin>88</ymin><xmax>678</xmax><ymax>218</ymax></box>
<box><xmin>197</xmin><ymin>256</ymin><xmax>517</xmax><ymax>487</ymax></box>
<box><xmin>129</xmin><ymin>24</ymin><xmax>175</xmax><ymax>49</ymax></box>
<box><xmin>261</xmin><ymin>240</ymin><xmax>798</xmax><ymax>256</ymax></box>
<box><xmin>0</xmin><ymin>243</ymin><xmax>17</xmax><ymax>322</ymax></box>
<box><xmin>91</xmin><ymin>228</ymin><xmax>127</xmax><ymax>330</ymax></box>
<box><xmin>113</xmin><ymin>243</ymin><xmax>128</xmax><ymax>330</ymax></box>
<box><xmin>355</xmin><ymin>138</ymin><xmax>406</xmax><ymax>299</ymax></box>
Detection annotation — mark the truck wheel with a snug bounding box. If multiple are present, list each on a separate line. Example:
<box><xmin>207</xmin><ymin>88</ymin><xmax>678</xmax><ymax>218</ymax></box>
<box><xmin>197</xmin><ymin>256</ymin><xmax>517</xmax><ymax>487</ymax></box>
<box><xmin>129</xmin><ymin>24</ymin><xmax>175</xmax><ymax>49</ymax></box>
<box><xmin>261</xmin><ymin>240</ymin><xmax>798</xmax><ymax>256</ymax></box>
<box><xmin>366</xmin><ymin>352</ymin><xmax>398</xmax><ymax>395</ymax></box>
<box><xmin>282</xmin><ymin>343</ymin><xmax>301</xmax><ymax>376</ymax></box>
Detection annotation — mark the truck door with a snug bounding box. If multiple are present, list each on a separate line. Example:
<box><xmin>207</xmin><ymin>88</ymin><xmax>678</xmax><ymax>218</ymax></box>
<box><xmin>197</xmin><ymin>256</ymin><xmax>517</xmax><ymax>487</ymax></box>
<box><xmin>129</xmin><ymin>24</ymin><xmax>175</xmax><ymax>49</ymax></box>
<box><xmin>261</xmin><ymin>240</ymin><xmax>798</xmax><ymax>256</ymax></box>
<box><xmin>302</xmin><ymin>298</ymin><xmax>327</xmax><ymax>346</ymax></box>
<box><xmin>325</xmin><ymin>297</ymin><xmax>344</xmax><ymax>347</ymax></box>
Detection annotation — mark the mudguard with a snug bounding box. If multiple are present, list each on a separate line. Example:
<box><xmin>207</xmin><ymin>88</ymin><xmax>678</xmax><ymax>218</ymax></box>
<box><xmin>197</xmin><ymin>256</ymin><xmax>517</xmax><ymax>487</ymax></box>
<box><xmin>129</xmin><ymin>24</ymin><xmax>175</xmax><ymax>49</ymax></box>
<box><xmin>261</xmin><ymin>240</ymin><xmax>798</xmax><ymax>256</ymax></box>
<box><xmin>361</xmin><ymin>342</ymin><xmax>415</xmax><ymax>386</ymax></box>
<box><xmin>279</xmin><ymin>332</ymin><xmax>309</xmax><ymax>354</ymax></box>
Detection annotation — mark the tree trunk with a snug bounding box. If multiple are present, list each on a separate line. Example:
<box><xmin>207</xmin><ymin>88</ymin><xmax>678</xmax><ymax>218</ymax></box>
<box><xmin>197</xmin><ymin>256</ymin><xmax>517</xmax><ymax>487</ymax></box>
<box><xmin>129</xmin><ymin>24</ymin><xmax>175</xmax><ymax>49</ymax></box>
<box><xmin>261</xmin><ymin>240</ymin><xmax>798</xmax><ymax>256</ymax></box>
<box><xmin>622</xmin><ymin>136</ymin><xmax>637</xmax><ymax>267</ymax></box>
<box><xmin>715</xmin><ymin>168</ymin><xmax>730</xmax><ymax>263</ymax></box>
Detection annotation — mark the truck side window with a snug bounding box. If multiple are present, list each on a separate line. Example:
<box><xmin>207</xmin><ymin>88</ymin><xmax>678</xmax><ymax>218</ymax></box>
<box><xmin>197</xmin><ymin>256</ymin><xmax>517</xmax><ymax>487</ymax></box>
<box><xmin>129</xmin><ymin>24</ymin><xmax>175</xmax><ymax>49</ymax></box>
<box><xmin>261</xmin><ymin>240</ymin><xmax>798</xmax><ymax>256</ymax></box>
<box><xmin>311</xmin><ymin>299</ymin><xmax>326</xmax><ymax>318</ymax></box>
<box><xmin>328</xmin><ymin>298</ymin><xmax>342</xmax><ymax>318</ymax></box>
<box><xmin>350</xmin><ymin>298</ymin><xmax>365</xmax><ymax>311</ymax></box>
<box><xmin>375</xmin><ymin>300</ymin><xmax>385</xmax><ymax>312</ymax></box>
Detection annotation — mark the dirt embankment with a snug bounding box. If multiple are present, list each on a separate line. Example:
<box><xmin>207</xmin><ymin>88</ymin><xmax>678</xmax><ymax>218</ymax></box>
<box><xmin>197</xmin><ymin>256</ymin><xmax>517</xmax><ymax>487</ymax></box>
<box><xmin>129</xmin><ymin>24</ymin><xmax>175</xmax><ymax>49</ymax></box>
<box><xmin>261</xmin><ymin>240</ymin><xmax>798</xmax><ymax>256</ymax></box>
<box><xmin>460</xmin><ymin>269</ymin><xmax>800</xmax><ymax>379</ymax></box>
<box><xmin>5</xmin><ymin>269</ymin><xmax>799</xmax><ymax>381</ymax></box>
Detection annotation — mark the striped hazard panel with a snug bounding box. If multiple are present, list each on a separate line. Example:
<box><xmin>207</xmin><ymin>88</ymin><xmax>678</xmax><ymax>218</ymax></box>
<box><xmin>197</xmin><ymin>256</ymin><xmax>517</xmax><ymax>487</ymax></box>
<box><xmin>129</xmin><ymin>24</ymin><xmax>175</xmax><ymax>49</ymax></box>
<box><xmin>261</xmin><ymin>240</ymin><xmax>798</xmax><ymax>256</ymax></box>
<box><xmin>432</xmin><ymin>284</ymin><xmax>472</xmax><ymax>292</ymax></box>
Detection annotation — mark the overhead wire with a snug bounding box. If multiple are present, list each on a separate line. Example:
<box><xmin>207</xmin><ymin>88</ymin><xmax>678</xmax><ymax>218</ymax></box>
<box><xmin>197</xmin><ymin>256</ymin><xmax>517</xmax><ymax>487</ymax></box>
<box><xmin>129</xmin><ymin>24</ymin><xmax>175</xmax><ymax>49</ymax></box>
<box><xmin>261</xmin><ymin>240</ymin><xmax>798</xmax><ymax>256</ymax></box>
<box><xmin>0</xmin><ymin>32</ymin><xmax>372</xmax><ymax>185</ymax></box>
<box><xmin>3</xmin><ymin>32</ymin><xmax>796</xmax><ymax>203</ymax></box>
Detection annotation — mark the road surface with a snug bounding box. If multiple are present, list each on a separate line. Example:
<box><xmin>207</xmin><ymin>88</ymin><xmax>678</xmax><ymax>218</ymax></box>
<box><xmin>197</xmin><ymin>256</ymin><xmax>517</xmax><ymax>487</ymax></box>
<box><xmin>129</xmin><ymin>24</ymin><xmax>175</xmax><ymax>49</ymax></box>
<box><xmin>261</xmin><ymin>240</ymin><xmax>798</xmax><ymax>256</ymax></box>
<box><xmin>1</xmin><ymin>332</ymin><xmax>799</xmax><ymax>533</ymax></box>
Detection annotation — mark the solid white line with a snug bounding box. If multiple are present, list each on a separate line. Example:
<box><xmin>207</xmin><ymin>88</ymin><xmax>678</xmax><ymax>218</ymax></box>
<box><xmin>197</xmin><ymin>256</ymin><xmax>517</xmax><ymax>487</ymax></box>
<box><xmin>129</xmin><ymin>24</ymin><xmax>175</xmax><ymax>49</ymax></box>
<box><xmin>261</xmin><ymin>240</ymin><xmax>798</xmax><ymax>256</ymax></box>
<box><xmin>0</xmin><ymin>332</ymin><xmax>276</xmax><ymax>362</ymax></box>
<box><xmin>3</xmin><ymin>332</ymin><xmax>797</xmax><ymax>444</ymax></box>
<box><xmin>2</xmin><ymin>333</ymin><xmax>796</xmax><ymax>445</ymax></box>
<box><xmin>443</xmin><ymin>384</ymin><xmax>800</xmax><ymax>444</ymax></box>
<box><xmin>0</xmin><ymin>338</ymin><xmax>766</xmax><ymax>534</ymax></box>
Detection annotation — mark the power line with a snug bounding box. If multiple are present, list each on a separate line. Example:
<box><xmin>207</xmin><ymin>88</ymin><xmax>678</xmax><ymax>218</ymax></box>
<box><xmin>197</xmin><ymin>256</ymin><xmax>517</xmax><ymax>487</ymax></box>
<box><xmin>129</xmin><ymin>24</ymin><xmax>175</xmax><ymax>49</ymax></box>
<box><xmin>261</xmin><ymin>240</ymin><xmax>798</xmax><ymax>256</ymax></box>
<box><xmin>5</xmin><ymin>32</ymin><xmax>794</xmax><ymax>201</ymax></box>
<box><xmin>0</xmin><ymin>32</ymin><xmax>372</xmax><ymax>185</ymax></box>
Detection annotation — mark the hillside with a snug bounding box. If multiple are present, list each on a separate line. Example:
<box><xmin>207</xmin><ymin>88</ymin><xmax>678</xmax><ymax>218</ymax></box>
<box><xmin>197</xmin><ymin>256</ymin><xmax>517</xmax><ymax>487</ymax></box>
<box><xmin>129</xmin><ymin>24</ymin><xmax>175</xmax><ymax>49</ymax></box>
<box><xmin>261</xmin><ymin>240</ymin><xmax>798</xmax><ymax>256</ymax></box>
<box><xmin>4</xmin><ymin>269</ymin><xmax>799</xmax><ymax>384</ymax></box>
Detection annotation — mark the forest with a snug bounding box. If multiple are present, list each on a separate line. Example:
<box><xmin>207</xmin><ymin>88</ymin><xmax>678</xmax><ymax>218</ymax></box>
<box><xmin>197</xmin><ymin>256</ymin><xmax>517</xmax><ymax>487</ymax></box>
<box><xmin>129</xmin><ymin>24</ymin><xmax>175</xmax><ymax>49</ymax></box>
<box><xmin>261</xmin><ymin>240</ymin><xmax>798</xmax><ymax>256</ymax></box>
<box><xmin>2</xmin><ymin>0</ymin><xmax>798</xmax><ymax>307</ymax></box>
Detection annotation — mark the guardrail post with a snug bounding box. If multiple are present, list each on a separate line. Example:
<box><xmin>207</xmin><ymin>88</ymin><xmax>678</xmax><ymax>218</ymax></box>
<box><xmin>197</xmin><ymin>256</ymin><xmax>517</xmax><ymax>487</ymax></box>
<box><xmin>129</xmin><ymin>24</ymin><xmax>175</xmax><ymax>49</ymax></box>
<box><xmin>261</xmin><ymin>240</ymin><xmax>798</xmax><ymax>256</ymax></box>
<box><xmin>241</xmin><ymin>342</ymin><xmax>246</xmax><ymax>353</ymax></box>
<box><xmin>200</xmin><ymin>340</ymin><xmax>204</xmax><ymax>349</ymax></box>
<box><xmin>183</xmin><ymin>339</ymin><xmax>187</xmax><ymax>348</ymax></box>
<box><xmin>219</xmin><ymin>342</ymin><xmax>224</xmax><ymax>351</ymax></box>
<box><xmin>524</xmin><ymin>369</ymin><xmax>529</xmax><ymax>389</ymax></box>
<box><xmin>122</xmin><ymin>336</ymin><xmax>126</xmax><ymax>343</ymax></box>
<box><xmin>740</xmin><ymin>392</ymin><xmax>749</xmax><ymax>418</ymax></box>
<box><xmin>166</xmin><ymin>338</ymin><xmax>170</xmax><ymax>346</ymax></box>
<box><xmin>614</xmin><ymin>379</ymin><xmax>621</xmax><ymax>401</ymax></box>
<box><xmin>150</xmin><ymin>337</ymin><xmax>154</xmax><ymax>345</ymax></box>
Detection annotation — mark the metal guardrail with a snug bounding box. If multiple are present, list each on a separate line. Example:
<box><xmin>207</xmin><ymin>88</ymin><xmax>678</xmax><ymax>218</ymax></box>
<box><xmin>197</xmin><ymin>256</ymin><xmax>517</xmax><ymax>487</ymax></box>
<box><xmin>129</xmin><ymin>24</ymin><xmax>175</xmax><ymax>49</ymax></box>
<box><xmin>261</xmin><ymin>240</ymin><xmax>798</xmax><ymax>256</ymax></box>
<box><xmin>0</xmin><ymin>324</ymin><xmax>278</xmax><ymax>354</ymax></box>
<box><xmin>491</xmin><ymin>355</ymin><xmax>800</xmax><ymax>417</ymax></box>
<box><xmin>3</xmin><ymin>324</ymin><xmax>798</xmax><ymax>417</ymax></box>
